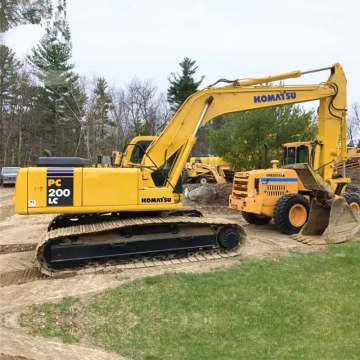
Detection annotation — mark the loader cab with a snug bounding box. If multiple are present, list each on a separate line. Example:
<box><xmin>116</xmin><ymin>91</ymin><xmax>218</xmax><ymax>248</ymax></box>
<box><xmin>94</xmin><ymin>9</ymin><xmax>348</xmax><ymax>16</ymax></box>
<box><xmin>282</xmin><ymin>142</ymin><xmax>311</xmax><ymax>166</ymax></box>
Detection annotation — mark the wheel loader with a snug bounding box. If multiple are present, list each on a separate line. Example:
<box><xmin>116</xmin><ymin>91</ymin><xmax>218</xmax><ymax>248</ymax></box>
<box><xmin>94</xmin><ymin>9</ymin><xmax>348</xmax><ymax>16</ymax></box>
<box><xmin>14</xmin><ymin>63</ymin><xmax>360</xmax><ymax>275</ymax></box>
<box><xmin>229</xmin><ymin>67</ymin><xmax>360</xmax><ymax>244</ymax></box>
<box><xmin>185</xmin><ymin>156</ymin><xmax>234</xmax><ymax>184</ymax></box>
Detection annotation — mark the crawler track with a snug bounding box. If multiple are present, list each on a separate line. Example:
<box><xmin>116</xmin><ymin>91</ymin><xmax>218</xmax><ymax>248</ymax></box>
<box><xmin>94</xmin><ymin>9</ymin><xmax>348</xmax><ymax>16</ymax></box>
<box><xmin>36</xmin><ymin>212</ymin><xmax>246</xmax><ymax>277</ymax></box>
<box><xmin>40</xmin><ymin>247</ymin><xmax>242</xmax><ymax>278</ymax></box>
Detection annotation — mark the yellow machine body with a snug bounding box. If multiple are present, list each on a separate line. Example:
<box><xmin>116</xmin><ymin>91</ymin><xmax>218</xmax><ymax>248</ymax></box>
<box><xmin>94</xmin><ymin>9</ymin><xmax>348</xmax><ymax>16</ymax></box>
<box><xmin>186</xmin><ymin>156</ymin><xmax>233</xmax><ymax>184</ymax></box>
<box><xmin>15</xmin><ymin>167</ymin><xmax>181</xmax><ymax>215</ymax></box>
<box><xmin>230</xmin><ymin>140</ymin><xmax>352</xmax><ymax>220</ymax></box>
<box><xmin>230</xmin><ymin>167</ymin><xmax>306</xmax><ymax>218</ymax></box>
<box><xmin>189</xmin><ymin>156</ymin><xmax>229</xmax><ymax>168</ymax></box>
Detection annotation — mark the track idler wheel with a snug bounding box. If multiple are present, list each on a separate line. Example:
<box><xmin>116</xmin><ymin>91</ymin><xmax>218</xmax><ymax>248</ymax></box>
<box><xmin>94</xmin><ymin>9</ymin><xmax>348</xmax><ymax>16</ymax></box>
<box><xmin>217</xmin><ymin>225</ymin><xmax>242</xmax><ymax>250</ymax></box>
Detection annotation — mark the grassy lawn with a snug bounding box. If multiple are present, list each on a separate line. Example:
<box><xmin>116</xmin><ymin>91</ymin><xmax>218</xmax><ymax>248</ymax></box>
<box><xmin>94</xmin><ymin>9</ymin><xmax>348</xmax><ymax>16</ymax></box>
<box><xmin>20</xmin><ymin>243</ymin><xmax>360</xmax><ymax>360</ymax></box>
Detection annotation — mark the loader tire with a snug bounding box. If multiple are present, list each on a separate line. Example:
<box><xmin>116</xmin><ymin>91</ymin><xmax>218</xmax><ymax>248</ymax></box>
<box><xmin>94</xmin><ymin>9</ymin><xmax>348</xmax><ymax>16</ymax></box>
<box><xmin>344</xmin><ymin>192</ymin><xmax>360</xmax><ymax>214</ymax></box>
<box><xmin>274</xmin><ymin>194</ymin><xmax>309</xmax><ymax>234</ymax></box>
<box><xmin>242</xmin><ymin>212</ymin><xmax>271</xmax><ymax>225</ymax></box>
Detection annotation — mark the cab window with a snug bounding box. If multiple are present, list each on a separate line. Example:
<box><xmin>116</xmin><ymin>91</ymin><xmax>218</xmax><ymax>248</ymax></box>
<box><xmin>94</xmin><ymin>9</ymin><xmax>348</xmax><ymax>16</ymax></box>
<box><xmin>130</xmin><ymin>140</ymin><xmax>152</xmax><ymax>164</ymax></box>
<box><xmin>297</xmin><ymin>145</ymin><xmax>309</xmax><ymax>163</ymax></box>
<box><xmin>283</xmin><ymin>146</ymin><xmax>309</xmax><ymax>165</ymax></box>
<box><xmin>284</xmin><ymin>147</ymin><xmax>296</xmax><ymax>165</ymax></box>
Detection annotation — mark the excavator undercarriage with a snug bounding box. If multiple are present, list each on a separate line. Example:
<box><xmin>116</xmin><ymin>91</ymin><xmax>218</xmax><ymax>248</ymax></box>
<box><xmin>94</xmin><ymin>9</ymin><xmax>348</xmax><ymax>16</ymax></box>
<box><xmin>37</xmin><ymin>211</ymin><xmax>246</xmax><ymax>276</ymax></box>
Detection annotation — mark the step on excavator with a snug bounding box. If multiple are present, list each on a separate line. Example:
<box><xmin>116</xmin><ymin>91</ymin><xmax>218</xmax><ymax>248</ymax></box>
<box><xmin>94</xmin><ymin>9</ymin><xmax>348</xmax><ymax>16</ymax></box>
<box><xmin>15</xmin><ymin>63</ymin><xmax>359</xmax><ymax>275</ymax></box>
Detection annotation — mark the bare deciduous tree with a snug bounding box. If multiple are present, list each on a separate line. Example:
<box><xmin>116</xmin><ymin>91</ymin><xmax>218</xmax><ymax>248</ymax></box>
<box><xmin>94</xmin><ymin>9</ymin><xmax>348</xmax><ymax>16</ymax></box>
<box><xmin>79</xmin><ymin>77</ymin><xmax>169</xmax><ymax>161</ymax></box>
<box><xmin>347</xmin><ymin>103</ymin><xmax>360</xmax><ymax>147</ymax></box>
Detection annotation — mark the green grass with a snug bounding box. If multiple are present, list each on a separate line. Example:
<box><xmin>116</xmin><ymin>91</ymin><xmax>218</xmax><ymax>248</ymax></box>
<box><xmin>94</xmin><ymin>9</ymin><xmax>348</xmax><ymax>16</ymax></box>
<box><xmin>20</xmin><ymin>243</ymin><xmax>360</xmax><ymax>360</ymax></box>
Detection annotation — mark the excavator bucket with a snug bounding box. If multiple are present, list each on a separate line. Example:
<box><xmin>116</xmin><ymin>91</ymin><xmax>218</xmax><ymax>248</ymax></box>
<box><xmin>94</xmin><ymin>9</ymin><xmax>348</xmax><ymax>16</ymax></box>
<box><xmin>292</xmin><ymin>198</ymin><xmax>360</xmax><ymax>245</ymax></box>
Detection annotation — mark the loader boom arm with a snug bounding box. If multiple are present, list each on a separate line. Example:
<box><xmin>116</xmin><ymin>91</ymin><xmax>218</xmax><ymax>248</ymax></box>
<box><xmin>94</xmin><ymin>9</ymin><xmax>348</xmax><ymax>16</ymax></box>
<box><xmin>142</xmin><ymin>64</ymin><xmax>347</xmax><ymax>189</ymax></box>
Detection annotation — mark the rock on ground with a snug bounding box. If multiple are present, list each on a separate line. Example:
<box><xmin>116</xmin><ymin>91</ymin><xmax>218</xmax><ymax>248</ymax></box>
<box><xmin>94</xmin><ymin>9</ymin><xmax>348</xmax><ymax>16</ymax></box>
<box><xmin>184</xmin><ymin>183</ymin><xmax>233</xmax><ymax>205</ymax></box>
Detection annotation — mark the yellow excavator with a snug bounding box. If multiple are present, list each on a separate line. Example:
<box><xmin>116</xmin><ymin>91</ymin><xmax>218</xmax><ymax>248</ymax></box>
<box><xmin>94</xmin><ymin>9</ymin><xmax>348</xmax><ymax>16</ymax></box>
<box><xmin>15</xmin><ymin>63</ymin><xmax>359</xmax><ymax>273</ymax></box>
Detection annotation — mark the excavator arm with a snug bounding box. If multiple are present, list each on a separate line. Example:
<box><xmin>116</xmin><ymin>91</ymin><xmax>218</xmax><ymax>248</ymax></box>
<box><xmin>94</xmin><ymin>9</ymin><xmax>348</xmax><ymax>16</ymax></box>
<box><xmin>142</xmin><ymin>64</ymin><xmax>346</xmax><ymax>190</ymax></box>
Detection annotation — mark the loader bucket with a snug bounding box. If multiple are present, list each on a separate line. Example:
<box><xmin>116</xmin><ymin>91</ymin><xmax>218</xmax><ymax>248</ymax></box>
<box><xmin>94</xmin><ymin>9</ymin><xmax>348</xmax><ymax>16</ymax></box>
<box><xmin>292</xmin><ymin>198</ymin><xmax>360</xmax><ymax>245</ymax></box>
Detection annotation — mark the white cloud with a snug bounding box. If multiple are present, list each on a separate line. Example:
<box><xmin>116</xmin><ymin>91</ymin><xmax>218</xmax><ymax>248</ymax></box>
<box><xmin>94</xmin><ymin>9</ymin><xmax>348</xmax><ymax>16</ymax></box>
<box><xmin>5</xmin><ymin>0</ymin><xmax>360</xmax><ymax>105</ymax></box>
<box><xmin>3</xmin><ymin>24</ymin><xmax>44</xmax><ymax>57</ymax></box>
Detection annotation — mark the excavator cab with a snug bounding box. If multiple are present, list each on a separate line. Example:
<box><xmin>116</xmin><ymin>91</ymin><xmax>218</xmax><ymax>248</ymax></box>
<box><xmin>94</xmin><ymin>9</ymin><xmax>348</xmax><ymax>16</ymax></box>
<box><xmin>117</xmin><ymin>135</ymin><xmax>156</xmax><ymax>167</ymax></box>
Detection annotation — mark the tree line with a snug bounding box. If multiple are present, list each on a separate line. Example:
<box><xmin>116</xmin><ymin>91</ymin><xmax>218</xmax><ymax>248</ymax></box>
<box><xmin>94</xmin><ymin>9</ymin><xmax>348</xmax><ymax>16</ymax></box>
<box><xmin>1</xmin><ymin>1</ymin><xmax>359</xmax><ymax>169</ymax></box>
<box><xmin>0</xmin><ymin>1</ymin><xmax>172</xmax><ymax>165</ymax></box>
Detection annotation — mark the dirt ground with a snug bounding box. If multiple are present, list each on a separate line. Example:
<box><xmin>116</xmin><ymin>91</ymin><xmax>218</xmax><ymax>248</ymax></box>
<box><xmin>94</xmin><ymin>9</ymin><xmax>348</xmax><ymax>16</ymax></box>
<box><xmin>0</xmin><ymin>187</ymin><xmax>322</xmax><ymax>360</ymax></box>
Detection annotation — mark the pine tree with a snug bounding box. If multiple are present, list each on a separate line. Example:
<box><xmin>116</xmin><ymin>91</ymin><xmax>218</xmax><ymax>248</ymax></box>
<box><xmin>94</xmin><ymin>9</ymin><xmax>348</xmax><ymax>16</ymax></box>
<box><xmin>167</xmin><ymin>57</ymin><xmax>204</xmax><ymax>112</ymax></box>
<box><xmin>0</xmin><ymin>45</ymin><xmax>20</xmax><ymax>164</ymax></box>
<box><xmin>0</xmin><ymin>0</ymin><xmax>52</xmax><ymax>32</ymax></box>
<box><xmin>93</xmin><ymin>77</ymin><xmax>112</xmax><ymax>125</ymax></box>
<box><xmin>86</xmin><ymin>77</ymin><xmax>113</xmax><ymax>158</ymax></box>
<box><xmin>27</xmin><ymin>0</ymin><xmax>84</xmax><ymax>155</ymax></box>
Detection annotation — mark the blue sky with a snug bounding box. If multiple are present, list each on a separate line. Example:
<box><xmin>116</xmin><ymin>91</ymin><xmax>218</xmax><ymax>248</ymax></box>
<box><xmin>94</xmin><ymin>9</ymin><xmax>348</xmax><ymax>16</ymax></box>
<box><xmin>4</xmin><ymin>0</ymin><xmax>360</xmax><ymax>106</ymax></box>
